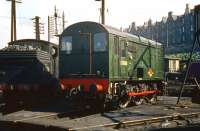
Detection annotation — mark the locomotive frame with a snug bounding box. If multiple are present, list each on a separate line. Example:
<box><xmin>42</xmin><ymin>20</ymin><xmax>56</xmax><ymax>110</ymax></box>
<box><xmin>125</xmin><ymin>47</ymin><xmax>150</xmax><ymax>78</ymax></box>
<box><xmin>59</xmin><ymin>21</ymin><xmax>164</xmax><ymax>108</ymax></box>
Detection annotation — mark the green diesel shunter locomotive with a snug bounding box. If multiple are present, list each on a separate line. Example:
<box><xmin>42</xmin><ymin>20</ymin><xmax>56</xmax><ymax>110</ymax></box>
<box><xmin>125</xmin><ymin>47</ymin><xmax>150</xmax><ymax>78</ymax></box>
<box><xmin>59</xmin><ymin>21</ymin><xmax>164</xmax><ymax>108</ymax></box>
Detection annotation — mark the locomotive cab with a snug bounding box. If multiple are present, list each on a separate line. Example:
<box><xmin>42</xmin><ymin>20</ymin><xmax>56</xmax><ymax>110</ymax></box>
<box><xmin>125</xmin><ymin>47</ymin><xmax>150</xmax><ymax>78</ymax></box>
<box><xmin>59</xmin><ymin>22</ymin><xmax>109</xmax><ymax>100</ymax></box>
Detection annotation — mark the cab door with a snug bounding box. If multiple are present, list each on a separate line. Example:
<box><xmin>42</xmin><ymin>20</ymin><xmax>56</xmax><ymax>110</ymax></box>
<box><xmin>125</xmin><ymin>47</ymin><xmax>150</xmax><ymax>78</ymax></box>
<box><xmin>112</xmin><ymin>36</ymin><xmax>120</xmax><ymax>78</ymax></box>
<box><xmin>79</xmin><ymin>33</ymin><xmax>91</xmax><ymax>74</ymax></box>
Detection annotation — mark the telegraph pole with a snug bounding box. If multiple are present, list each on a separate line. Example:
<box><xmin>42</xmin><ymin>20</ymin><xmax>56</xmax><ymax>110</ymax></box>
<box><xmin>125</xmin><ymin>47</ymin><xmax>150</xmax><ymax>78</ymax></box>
<box><xmin>48</xmin><ymin>16</ymin><xmax>50</xmax><ymax>42</ymax></box>
<box><xmin>7</xmin><ymin>0</ymin><xmax>22</xmax><ymax>42</ymax></box>
<box><xmin>62</xmin><ymin>11</ymin><xmax>65</xmax><ymax>31</ymax></box>
<box><xmin>95</xmin><ymin>0</ymin><xmax>105</xmax><ymax>25</ymax></box>
<box><xmin>48</xmin><ymin>7</ymin><xmax>65</xmax><ymax>42</ymax></box>
<box><xmin>32</xmin><ymin>16</ymin><xmax>44</xmax><ymax>40</ymax></box>
<box><xmin>101</xmin><ymin>0</ymin><xmax>105</xmax><ymax>25</ymax></box>
<box><xmin>48</xmin><ymin>16</ymin><xmax>55</xmax><ymax>42</ymax></box>
<box><xmin>32</xmin><ymin>16</ymin><xmax>40</xmax><ymax>40</ymax></box>
<box><xmin>54</xmin><ymin>6</ymin><xmax>58</xmax><ymax>35</ymax></box>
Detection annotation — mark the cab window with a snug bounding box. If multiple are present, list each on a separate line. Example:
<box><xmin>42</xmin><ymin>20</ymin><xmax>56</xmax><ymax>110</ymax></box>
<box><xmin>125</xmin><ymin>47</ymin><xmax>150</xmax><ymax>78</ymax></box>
<box><xmin>94</xmin><ymin>33</ymin><xmax>106</xmax><ymax>52</ymax></box>
<box><xmin>114</xmin><ymin>36</ymin><xmax>119</xmax><ymax>55</ymax></box>
<box><xmin>61</xmin><ymin>36</ymin><xmax>72</xmax><ymax>54</ymax></box>
<box><xmin>120</xmin><ymin>40</ymin><xmax>127</xmax><ymax>57</ymax></box>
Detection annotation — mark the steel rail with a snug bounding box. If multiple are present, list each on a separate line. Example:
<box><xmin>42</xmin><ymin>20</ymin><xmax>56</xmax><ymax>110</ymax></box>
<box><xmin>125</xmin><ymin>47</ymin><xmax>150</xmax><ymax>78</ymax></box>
<box><xmin>13</xmin><ymin>112</ymin><xmax>58</xmax><ymax>123</ymax></box>
<box><xmin>13</xmin><ymin>108</ymin><xmax>90</xmax><ymax>123</ymax></box>
<box><xmin>68</xmin><ymin>112</ymin><xmax>200</xmax><ymax>131</ymax></box>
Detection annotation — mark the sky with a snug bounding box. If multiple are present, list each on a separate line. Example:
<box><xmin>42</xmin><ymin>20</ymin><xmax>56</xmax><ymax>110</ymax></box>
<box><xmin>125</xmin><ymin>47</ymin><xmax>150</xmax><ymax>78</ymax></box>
<box><xmin>0</xmin><ymin>0</ymin><xmax>199</xmax><ymax>48</ymax></box>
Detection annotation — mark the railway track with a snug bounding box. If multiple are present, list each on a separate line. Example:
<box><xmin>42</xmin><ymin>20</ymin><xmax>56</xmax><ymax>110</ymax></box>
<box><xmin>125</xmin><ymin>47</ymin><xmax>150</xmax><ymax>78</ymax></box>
<box><xmin>70</xmin><ymin>112</ymin><xmax>200</xmax><ymax>130</ymax></box>
<box><xmin>1</xmin><ymin>96</ymin><xmax>200</xmax><ymax>131</ymax></box>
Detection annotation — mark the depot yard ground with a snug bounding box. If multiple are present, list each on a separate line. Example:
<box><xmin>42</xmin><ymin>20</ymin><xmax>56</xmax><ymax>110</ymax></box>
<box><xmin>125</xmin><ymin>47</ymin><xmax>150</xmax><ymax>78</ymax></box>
<box><xmin>1</xmin><ymin>96</ymin><xmax>200</xmax><ymax>131</ymax></box>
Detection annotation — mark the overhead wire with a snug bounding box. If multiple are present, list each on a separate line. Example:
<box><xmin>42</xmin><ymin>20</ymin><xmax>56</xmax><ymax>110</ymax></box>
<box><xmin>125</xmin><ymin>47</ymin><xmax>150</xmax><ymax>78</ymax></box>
<box><xmin>0</xmin><ymin>15</ymin><xmax>30</xmax><ymax>19</ymax></box>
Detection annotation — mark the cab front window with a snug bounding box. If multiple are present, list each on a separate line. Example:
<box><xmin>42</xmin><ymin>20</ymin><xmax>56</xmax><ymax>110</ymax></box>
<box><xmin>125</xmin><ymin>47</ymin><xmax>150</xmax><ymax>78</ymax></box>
<box><xmin>94</xmin><ymin>33</ymin><xmax>106</xmax><ymax>52</ymax></box>
<box><xmin>61</xmin><ymin>36</ymin><xmax>72</xmax><ymax>54</ymax></box>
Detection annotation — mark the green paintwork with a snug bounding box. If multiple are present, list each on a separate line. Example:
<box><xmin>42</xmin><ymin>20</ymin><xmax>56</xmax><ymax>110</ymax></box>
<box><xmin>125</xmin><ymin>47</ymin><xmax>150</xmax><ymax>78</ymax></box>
<box><xmin>108</xmin><ymin>33</ymin><xmax>164</xmax><ymax>81</ymax></box>
<box><xmin>59</xmin><ymin>21</ymin><xmax>164</xmax><ymax>82</ymax></box>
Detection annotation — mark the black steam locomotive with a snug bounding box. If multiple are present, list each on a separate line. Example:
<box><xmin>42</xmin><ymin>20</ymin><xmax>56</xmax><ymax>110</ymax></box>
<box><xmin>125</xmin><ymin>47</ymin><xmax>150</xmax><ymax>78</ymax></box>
<box><xmin>0</xmin><ymin>39</ymin><xmax>59</xmax><ymax>106</ymax></box>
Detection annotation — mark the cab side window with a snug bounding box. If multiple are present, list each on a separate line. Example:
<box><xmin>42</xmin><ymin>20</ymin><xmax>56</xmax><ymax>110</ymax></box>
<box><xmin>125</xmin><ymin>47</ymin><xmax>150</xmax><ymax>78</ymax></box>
<box><xmin>120</xmin><ymin>40</ymin><xmax>127</xmax><ymax>57</ymax></box>
<box><xmin>114</xmin><ymin>36</ymin><xmax>119</xmax><ymax>55</ymax></box>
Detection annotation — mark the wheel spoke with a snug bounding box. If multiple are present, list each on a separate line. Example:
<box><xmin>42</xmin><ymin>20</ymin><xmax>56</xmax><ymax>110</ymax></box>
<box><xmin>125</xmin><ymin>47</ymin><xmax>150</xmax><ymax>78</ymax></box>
<box><xmin>118</xmin><ymin>95</ymin><xmax>131</xmax><ymax>108</ymax></box>
<box><xmin>133</xmin><ymin>97</ymin><xmax>143</xmax><ymax>106</ymax></box>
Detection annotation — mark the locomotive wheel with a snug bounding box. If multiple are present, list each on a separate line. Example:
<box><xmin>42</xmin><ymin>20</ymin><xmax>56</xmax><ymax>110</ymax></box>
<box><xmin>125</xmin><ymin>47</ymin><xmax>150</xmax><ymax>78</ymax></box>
<box><xmin>69</xmin><ymin>88</ymin><xmax>79</xmax><ymax>101</ymax></box>
<box><xmin>149</xmin><ymin>94</ymin><xmax>157</xmax><ymax>104</ymax></box>
<box><xmin>118</xmin><ymin>94</ymin><xmax>131</xmax><ymax>108</ymax></box>
<box><xmin>133</xmin><ymin>97</ymin><xmax>144</xmax><ymax>106</ymax></box>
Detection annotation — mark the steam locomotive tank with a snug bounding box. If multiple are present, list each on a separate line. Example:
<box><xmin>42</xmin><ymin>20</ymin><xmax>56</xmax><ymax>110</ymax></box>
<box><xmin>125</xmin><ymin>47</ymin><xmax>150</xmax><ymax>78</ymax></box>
<box><xmin>0</xmin><ymin>39</ymin><xmax>58</xmax><ymax>106</ymax></box>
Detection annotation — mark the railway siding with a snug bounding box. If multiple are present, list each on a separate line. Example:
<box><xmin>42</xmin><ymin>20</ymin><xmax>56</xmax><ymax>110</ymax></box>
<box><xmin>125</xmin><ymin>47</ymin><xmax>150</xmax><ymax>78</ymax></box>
<box><xmin>1</xmin><ymin>97</ymin><xmax>200</xmax><ymax>131</ymax></box>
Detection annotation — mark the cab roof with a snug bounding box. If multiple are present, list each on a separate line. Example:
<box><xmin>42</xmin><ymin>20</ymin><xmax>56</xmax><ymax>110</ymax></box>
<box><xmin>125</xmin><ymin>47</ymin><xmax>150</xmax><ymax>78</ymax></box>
<box><xmin>62</xmin><ymin>21</ymin><xmax>163</xmax><ymax>47</ymax></box>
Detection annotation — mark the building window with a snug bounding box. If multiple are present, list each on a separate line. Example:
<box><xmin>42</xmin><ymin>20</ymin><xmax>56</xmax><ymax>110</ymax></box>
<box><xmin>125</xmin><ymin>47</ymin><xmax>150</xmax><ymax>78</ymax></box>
<box><xmin>179</xmin><ymin>29</ymin><xmax>182</xmax><ymax>34</ymax></box>
<box><xmin>183</xmin><ymin>36</ymin><xmax>185</xmax><ymax>41</ymax></box>
<box><xmin>191</xmin><ymin>25</ymin><xmax>193</xmax><ymax>31</ymax></box>
<box><xmin>182</xmin><ymin>27</ymin><xmax>185</xmax><ymax>32</ymax></box>
<box><xmin>169</xmin><ymin>60</ymin><xmax>179</xmax><ymax>72</ymax></box>
<box><xmin>172</xmin><ymin>38</ymin><xmax>175</xmax><ymax>43</ymax></box>
<box><xmin>182</xmin><ymin>19</ymin><xmax>184</xmax><ymax>24</ymax></box>
<box><xmin>191</xmin><ymin>16</ymin><xmax>193</xmax><ymax>22</ymax></box>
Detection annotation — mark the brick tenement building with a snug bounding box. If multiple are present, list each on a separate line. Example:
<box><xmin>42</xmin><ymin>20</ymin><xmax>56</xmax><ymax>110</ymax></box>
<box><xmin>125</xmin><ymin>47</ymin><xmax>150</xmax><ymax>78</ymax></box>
<box><xmin>127</xmin><ymin>4</ymin><xmax>195</xmax><ymax>54</ymax></box>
